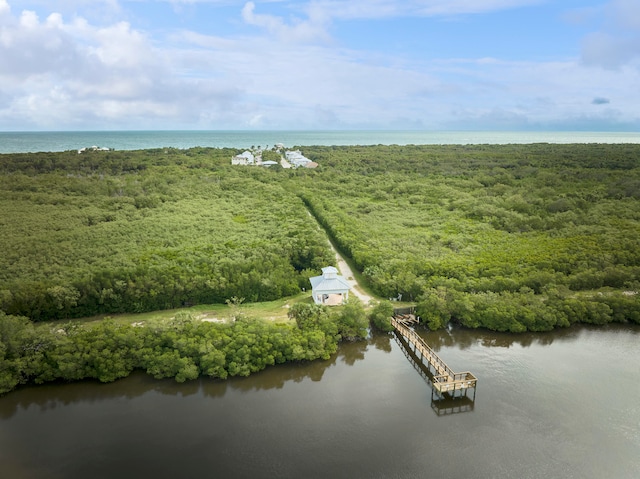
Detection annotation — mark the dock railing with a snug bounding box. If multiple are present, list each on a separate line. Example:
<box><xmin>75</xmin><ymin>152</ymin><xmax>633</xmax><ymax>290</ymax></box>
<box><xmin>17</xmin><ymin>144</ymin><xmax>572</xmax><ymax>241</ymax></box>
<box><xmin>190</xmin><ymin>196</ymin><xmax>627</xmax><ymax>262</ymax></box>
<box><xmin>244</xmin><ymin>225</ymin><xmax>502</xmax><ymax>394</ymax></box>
<box><xmin>391</xmin><ymin>316</ymin><xmax>477</xmax><ymax>399</ymax></box>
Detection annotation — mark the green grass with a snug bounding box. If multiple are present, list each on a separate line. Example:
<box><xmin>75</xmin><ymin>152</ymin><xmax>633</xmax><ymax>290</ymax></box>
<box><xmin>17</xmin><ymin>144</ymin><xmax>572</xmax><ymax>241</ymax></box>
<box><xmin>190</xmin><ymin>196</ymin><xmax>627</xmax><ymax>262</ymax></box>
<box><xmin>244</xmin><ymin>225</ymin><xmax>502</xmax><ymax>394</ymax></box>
<box><xmin>36</xmin><ymin>292</ymin><xmax>318</xmax><ymax>330</ymax></box>
<box><xmin>35</xmin><ymin>288</ymin><xmax>386</xmax><ymax>332</ymax></box>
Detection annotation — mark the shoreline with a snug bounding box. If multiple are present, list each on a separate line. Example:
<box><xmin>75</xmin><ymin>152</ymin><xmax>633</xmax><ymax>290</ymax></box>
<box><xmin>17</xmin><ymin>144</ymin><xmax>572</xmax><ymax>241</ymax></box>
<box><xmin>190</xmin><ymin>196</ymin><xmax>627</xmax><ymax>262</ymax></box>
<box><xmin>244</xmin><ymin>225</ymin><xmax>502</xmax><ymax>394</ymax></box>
<box><xmin>1</xmin><ymin>130</ymin><xmax>639</xmax><ymax>154</ymax></box>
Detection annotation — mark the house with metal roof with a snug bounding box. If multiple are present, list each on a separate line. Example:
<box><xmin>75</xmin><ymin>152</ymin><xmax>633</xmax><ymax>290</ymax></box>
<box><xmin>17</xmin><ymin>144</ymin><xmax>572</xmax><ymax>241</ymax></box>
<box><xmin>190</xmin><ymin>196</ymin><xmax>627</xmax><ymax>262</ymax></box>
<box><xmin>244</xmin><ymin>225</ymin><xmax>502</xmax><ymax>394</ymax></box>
<box><xmin>285</xmin><ymin>150</ymin><xmax>312</xmax><ymax>168</ymax></box>
<box><xmin>309</xmin><ymin>266</ymin><xmax>351</xmax><ymax>305</ymax></box>
<box><xmin>231</xmin><ymin>151</ymin><xmax>255</xmax><ymax>165</ymax></box>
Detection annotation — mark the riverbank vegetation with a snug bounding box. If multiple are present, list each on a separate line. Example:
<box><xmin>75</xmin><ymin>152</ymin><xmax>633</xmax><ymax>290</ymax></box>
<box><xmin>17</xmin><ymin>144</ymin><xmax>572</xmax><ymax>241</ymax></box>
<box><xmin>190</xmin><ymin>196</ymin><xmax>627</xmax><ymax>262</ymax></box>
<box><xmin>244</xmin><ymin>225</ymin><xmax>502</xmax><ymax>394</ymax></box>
<box><xmin>0</xmin><ymin>299</ymin><xmax>368</xmax><ymax>394</ymax></box>
<box><xmin>1</xmin><ymin>143</ymin><xmax>640</xmax><ymax>393</ymax></box>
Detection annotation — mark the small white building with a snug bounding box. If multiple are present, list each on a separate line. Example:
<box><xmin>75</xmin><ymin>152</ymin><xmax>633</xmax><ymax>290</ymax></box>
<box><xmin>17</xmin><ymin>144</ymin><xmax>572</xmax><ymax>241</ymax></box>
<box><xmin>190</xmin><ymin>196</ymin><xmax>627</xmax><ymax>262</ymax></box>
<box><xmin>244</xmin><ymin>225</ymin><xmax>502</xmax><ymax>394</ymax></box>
<box><xmin>309</xmin><ymin>266</ymin><xmax>351</xmax><ymax>305</ymax></box>
<box><xmin>231</xmin><ymin>151</ymin><xmax>255</xmax><ymax>165</ymax></box>
<box><xmin>285</xmin><ymin>150</ymin><xmax>311</xmax><ymax>168</ymax></box>
<box><xmin>78</xmin><ymin>146</ymin><xmax>111</xmax><ymax>154</ymax></box>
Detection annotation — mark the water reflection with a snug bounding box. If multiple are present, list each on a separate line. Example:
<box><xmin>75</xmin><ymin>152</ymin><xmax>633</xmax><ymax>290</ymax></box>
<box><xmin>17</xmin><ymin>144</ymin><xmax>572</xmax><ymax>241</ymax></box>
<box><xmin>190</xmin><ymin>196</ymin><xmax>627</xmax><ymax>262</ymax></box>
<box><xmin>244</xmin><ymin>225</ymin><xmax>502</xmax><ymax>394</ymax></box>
<box><xmin>393</xmin><ymin>332</ymin><xmax>436</xmax><ymax>387</ymax></box>
<box><xmin>338</xmin><ymin>339</ymin><xmax>368</xmax><ymax>365</ymax></box>
<box><xmin>369</xmin><ymin>331</ymin><xmax>393</xmax><ymax>353</ymax></box>
<box><xmin>0</xmin><ymin>374</ymin><xmax>206</xmax><ymax>420</ymax></box>
<box><xmin>420</xmin><ymin>325</ymin><xmax>560</xmax><ymax>350</ymax></box>
<box><xmin>431</xmin><ymin>395</ymin><xmax>475</xmax><ymax>416</ymax></box>
<box><xmin>418</xmin><ymin>322</ymin><xmax>638</xmax><ymax>351</ymax></box>
<box><xmin>2</xmin><ymin>324</ymin><xmax>636</xmax><ymax>421</ymax></box>
<box><xmin>1</xmin><ymin>325</ymin><xmax>639</xmax><ymax>479</ymax></box>
<box><xmin>0</xmin><ymin>334</ymin><xmax>392</xmax><ymax>420</ymax></box>
<box><xmin>392</xmin><ymin>332</ymin><xmax>477</xmax><ymax>414</ymax></box>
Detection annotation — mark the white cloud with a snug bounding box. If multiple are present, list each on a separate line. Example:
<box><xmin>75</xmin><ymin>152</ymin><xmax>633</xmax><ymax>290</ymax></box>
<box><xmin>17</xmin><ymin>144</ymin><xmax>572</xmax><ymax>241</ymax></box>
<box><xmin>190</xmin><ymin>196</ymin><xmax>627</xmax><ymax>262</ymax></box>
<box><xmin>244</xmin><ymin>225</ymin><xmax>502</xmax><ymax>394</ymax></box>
<box><xmin>581</xmin><ymin>32</ymin><xmax>640</xmax><ymax>69</ymax></box>
<box><xmin>241</xmin><ymin>1</ymin><xmax>330</xmax><ymax>43</ymax></box>
<box><xmin>611</xmin><ymin>0</ymin><xmax>640</xmax><ymax>30</ymax></box>
<box><xmin>1</xmin><ymin>0</ymin><xmax>639</xmax><ymax>130</ymax></box>
<box><xmin>0</xmin><ymin>1</ymin><xmax>244</xmax><ymax>129</ymax></box>
<box><xmin>412</xmin><ymin>0</ymin><xmax>543</xmax><ymax>16</ymax></box>
<box><xmin>345</xmin><ymin>0</ymin><xmax>544</xmax><ymax>20</ymax></box>
<box><xmin>444</xmin><ymin>57</ymin><xmax>640</xmax><ymax>128</ymax></box>
<box><xmin>0</xmin><ymin>0</ymin><xmax>10</xmax><ymax>15</ymax></box>
<box><xmin>239</xmin><ymin>0</ymin><xmax>546</xmax><ymax>41</ymax></box>
<box><xmin>280</xmin><ymin>0</ymin><xmax>544</xmax><ymax>22</ymax></box>
<box><xmin>580</xmin><ymin>0</ymin><xmax>640</xmax><ymax>68</ymax></box>
<box><xmin>17</xmin><ymin>0</ymin><xmax>123</xmax><ymax>21</ymax></box>
<box><xmin>168</xmin><ymin>23</ymin><xmax>640</xmax><ymax>130</ymax></box>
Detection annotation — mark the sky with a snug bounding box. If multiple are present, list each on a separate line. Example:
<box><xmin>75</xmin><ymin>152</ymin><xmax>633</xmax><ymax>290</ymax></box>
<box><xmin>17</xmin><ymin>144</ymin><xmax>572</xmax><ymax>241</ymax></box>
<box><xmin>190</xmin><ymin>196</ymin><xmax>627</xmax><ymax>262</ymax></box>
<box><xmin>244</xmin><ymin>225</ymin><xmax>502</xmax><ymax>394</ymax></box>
<box><xmin>0</xmin><ymin>0</ymin><xmax>639</xmax><ymax>131</ymax></box>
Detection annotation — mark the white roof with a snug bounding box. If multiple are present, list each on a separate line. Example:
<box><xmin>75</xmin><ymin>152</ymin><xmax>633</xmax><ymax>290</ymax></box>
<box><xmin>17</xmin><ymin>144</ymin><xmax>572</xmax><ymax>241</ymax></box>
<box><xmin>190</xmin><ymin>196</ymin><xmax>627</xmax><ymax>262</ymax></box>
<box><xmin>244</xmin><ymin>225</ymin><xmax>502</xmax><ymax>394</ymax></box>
<box><xmin>309</xmin><ymin>267</ymin><xmax>350</xmax><ymax>294</ymax></box>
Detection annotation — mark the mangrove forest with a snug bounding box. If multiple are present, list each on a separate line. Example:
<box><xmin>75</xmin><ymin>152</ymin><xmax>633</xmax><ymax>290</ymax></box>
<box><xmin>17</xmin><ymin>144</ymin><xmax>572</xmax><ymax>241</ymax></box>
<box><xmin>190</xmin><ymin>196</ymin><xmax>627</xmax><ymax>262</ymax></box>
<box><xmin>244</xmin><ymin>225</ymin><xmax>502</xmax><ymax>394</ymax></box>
<box><xmin>1</xmin><ymin>143</ymin><xmax>639</xmax><ymax>394</ymax></box>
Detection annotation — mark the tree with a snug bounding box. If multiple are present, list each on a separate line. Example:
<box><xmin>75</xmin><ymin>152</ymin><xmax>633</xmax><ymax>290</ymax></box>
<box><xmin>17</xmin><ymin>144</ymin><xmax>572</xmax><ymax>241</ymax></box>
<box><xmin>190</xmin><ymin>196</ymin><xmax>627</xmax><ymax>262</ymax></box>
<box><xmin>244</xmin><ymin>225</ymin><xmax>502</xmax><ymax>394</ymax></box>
<box><xmin>288</xmin><ymin>302</ymin><xmax>330</xmax><ymax>330</ymax></box>
<box><xmin>335</xmin><ymin>299</ymin><xmax>368</xmax><ymax>341</ymax></box>
<box><xmin>368</xmin><ymin>300</ymin><xmax>395</xmax><ymax>332</ymax></box>
<box><xmin>416</xmin><ymin>288</ymin><xmax>451</xmax><ymax>330</ymax></box>
<box><xmin>47</xmin><ymin>285</ymin><xmax>81</xmax><ymax>316</ymax></box>
<box><xmin>225</xmin><ymin>296</ymin><xmax>245</xmax><ymax>321</ymax></box>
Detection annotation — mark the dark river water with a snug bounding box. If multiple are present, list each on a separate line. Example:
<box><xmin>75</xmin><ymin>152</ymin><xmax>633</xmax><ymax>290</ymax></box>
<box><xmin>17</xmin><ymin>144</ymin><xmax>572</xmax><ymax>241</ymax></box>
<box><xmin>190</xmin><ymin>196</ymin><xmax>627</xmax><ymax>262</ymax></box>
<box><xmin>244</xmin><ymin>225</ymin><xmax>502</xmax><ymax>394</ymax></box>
<box><xmin>1</xmin><ymin>324</ymin><xmax>639</xmax><ymax>479</ymax></box>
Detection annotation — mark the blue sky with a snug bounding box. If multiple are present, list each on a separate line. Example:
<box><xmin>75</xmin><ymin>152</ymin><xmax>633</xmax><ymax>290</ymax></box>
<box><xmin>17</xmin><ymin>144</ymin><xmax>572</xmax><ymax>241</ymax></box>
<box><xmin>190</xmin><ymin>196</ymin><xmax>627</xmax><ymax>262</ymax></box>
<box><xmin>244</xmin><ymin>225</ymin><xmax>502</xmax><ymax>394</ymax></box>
<box><xmin>1</xmin><ymin>0</ymin><xmax>639</xmax><ymax>131</ymax></box>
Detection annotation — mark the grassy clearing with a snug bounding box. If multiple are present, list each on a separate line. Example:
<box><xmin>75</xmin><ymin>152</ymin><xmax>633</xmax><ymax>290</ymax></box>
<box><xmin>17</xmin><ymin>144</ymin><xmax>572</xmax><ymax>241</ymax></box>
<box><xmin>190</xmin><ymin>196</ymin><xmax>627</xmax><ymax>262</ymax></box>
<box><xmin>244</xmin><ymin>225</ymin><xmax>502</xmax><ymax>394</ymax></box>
<box><xmin>35</xmin><ymin>292</ymin><xmax>318</xmax><ymax>330</ymax></box>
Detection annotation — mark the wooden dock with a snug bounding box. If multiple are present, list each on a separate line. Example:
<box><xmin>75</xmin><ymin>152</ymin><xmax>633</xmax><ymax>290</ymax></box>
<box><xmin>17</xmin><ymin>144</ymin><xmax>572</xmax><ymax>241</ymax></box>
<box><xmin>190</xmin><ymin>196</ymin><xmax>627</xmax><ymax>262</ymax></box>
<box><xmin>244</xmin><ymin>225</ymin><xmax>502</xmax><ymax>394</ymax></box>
<box><xmin>391</xmin><ymin>315</ymin><xmax>477</xmax><ymax>400</ymax></box>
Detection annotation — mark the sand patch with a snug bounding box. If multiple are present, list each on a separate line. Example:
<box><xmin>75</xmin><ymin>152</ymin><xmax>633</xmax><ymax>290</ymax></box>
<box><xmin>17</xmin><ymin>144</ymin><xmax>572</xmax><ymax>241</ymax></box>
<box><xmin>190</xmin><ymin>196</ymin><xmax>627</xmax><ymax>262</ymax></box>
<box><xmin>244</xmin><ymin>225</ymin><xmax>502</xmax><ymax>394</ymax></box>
<box><xmin>199</xmin><ymin>315</ymin><xmax>224</xmax><ymax>323</ymax></box>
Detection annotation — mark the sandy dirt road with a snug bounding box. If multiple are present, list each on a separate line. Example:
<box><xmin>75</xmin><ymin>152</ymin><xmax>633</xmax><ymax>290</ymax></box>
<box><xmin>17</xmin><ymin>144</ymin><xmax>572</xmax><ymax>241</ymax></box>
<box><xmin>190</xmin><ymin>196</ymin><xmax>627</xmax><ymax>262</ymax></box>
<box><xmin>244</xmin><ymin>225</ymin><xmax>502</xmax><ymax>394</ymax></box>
<box><xmin>331</xmin><ymin>245</ymin><xmax>374</xmax><ymax>304</ymax></box>
<box><xmin>305</xmin><ymin>209</ymin><xmax>375</xmax><ymax>304</ymax></box>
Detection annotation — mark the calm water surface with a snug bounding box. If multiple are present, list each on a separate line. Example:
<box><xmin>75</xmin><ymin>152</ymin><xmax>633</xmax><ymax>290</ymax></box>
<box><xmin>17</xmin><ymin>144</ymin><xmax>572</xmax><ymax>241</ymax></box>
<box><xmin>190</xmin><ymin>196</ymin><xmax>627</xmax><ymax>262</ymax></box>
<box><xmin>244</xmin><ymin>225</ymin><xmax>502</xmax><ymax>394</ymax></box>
<box><xmin>1</xmin><ymin>324</ymin><xmax>639</xmax><ymax>479</ymax></box>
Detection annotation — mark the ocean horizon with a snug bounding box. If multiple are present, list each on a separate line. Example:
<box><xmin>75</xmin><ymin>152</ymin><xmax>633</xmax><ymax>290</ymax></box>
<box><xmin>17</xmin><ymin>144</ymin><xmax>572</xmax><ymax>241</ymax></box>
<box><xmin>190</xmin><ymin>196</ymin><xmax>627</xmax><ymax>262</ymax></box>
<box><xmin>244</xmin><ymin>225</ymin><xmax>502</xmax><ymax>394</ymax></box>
<box><xmin>1</xmin><ymin>130</ymin><xmax>639</xmax><ymax>154</ymax></box>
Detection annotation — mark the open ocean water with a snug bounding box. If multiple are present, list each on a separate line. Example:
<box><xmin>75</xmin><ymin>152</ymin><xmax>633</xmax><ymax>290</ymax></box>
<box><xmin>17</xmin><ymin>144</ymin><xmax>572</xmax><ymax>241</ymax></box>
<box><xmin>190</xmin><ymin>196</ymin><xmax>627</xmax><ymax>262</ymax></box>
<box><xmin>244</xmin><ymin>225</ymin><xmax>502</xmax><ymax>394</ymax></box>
<box><xmin>1</xmin><ymin>130</ymin><xmax>639</xmax><ymax>153</ymax></box>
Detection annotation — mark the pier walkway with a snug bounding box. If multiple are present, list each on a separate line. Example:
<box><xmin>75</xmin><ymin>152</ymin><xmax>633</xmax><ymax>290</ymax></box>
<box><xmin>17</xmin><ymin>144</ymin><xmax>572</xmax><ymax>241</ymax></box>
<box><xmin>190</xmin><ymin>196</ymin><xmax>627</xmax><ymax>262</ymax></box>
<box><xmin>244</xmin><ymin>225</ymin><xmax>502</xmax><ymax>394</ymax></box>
<box><xmin>391</xmin><ymin>315</ymin><xmax>477</xmax><ymax>399</ymax></box>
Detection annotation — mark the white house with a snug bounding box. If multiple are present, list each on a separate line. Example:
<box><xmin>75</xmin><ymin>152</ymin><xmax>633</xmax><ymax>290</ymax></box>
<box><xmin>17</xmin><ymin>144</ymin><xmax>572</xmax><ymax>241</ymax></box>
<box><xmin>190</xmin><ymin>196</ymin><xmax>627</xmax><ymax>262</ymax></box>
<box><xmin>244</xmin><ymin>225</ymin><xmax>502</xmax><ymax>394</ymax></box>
<box><xmin>309</xmin><ymin>266</ymin><xmax>351</xmax><ymax>305</ymax></box>
<box><xmin>231</xmin><ymin>151</ymin><xmax>255</xmax><ymax>165</ymax></box>
<box><xmin>77</xmin><ymin>145</ymin><xmax>111</xmax><ymax>154</ymax></box>
<box><xmin>285</xmin><ymin>150</ymin><xmax>311</xmax><ymax>168</ymax></box>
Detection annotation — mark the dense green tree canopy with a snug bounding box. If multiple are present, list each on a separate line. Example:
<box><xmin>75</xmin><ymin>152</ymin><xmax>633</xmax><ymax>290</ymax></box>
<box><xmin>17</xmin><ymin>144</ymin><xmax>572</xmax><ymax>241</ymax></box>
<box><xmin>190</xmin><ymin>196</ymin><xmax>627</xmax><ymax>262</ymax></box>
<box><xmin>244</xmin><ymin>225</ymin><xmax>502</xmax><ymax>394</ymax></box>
<box><xmin>0</xmin><ymin>148</ymin><xmax>333</xmax><ymax>320</ymax></box>
<box><xmin>297</xmin><ymin>144</ymin><xmax>640</xmax><ymax>331</ymax></box>
<box><xmin>0</xmin><ymin>309</ymin><xmax>366</xmax><ymax>395</ymax></box>
<box><xmin>2</xmin><ymin>143</ymin><xmax>640</xmax><ymax>332</ymax></box>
